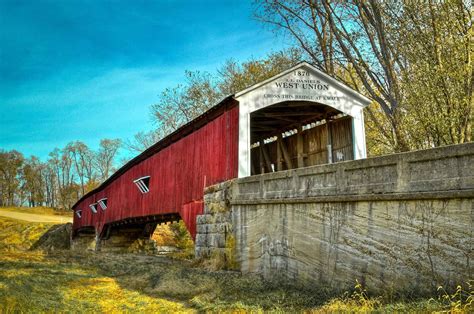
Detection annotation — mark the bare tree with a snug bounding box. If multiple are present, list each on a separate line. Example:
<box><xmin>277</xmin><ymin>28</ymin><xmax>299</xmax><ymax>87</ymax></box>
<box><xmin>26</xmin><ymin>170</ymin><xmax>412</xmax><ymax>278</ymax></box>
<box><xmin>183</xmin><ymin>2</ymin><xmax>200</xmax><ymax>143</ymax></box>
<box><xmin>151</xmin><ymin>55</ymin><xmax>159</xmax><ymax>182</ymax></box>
<box><xmin>48</xmin><ymin>148</ymin><xmax>79</xmax><ymax>210</ymax></box>
<box><xmin>150</xmin><ymin>71</ymin><xmax>222</xmax><ymax>137</ymax></box>
<box><xmin>21</xmin><ymin>156</ymin><xmax>45</xmax><ymax>207</ymax></box>
<box><xmin>67</xmin><ymin>141</ymin><xmax>96</xmax><ymax>197</ymax></box>
<box><xmin>95</xmin><ymin>139</ymin><xmax>122</xmax><ymax>181</ymax></box>
<box><xmin>255</xmin><ymin>0</ymin><xmax>472</xmax><ymax>153</ymax></box>
<box><xmin>124</xmin><ymin>130</ymin><xmax>164</xmax><ymax>154</ymax></box>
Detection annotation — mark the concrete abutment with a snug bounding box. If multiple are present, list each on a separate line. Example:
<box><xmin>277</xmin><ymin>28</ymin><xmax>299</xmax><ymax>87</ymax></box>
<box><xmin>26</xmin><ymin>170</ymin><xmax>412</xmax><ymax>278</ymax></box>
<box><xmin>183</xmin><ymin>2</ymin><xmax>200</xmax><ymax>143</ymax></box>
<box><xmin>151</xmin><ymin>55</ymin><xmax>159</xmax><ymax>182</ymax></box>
<box><xmin>196</xmin><ymin>143</ymin><xmax>474</xmax><ymax>294</ymax></box>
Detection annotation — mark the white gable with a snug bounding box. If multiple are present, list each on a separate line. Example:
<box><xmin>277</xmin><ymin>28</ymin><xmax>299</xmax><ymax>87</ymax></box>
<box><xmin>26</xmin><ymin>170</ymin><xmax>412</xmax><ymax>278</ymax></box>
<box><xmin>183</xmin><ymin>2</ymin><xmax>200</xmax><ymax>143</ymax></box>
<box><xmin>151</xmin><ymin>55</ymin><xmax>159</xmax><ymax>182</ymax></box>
<box><xmin>235</xmin><ymin>62</ymin><xmax>371</xmax><ymax>116</ymax></box>
<box><xmin>234</xmin><ymin>62</ymin><xmax>370</xmax><ymax>178</ymax></box>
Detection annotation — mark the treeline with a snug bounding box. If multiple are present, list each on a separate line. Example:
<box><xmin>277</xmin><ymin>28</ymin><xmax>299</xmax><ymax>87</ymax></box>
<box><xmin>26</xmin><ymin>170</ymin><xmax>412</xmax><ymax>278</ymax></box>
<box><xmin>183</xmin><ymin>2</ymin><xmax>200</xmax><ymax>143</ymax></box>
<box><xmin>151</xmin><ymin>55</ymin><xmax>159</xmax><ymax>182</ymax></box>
<box><xmin>0</xmin><ymin>139</ymin><xmax>121</xmax><ymax>209</ymax></box>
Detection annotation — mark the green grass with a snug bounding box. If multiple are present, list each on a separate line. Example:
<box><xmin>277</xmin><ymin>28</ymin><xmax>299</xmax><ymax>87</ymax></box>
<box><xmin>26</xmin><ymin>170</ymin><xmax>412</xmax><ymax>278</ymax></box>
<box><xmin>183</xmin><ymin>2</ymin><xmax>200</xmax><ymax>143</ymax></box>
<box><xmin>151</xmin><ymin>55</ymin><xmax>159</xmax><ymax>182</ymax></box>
<box><xmin>0</xmin><ymin>207</ymin><xmax>472</xmax><ymax>313</ymax></box>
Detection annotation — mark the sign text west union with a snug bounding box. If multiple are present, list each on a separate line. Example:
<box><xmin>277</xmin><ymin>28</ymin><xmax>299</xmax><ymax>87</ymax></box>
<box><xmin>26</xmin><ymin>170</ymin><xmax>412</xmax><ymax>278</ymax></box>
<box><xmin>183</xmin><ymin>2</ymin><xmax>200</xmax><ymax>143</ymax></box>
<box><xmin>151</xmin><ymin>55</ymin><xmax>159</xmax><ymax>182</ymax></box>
<box><xmin>274</xmin><ymin>81</ymin><xmax>329</xmax><ymax>90</ymax></box>
<box><xmin>274</xmin><ymin>70</ymin><xmax>330</xmax><ymax>90</ymax></box>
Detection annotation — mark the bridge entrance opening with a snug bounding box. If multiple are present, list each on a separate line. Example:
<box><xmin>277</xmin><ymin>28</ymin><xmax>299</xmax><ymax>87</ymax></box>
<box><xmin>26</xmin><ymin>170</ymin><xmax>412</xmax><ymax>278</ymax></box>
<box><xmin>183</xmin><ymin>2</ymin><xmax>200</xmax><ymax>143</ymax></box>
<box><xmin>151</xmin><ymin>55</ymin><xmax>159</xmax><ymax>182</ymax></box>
<box><xmin>249</xmin><ymin>101</ymin><xmax>353</xmax><ymax>175</ymax></box>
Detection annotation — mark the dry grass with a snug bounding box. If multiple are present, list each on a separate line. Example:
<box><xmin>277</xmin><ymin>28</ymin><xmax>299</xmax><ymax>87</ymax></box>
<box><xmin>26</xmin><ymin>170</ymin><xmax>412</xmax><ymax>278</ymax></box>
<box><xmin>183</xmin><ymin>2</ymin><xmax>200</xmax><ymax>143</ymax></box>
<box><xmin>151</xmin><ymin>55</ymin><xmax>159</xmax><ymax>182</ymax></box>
<box><xmin>0</xmin><ymin>207</ymin><xmax>472</xmax><ymax>313</ymax></box>
<box><xmin>0</xmin><ymin>206</ymin><xmax>70</xmax><ymax>216</ymax></box>
<box><xmin>0</xmin><ymin>215</ymin><xmax>189</xmax><ymax>313</ymax></box>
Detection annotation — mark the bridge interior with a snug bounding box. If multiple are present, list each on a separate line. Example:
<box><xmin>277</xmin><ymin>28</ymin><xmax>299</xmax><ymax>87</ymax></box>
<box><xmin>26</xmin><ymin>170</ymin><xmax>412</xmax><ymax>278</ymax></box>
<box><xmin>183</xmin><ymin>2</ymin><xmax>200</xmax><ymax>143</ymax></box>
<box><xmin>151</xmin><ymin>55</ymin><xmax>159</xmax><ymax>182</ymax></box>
<box><xmin>250</xmin><ymin>101</ymin><xmax>354</xmax><ymax>175</ymax></box>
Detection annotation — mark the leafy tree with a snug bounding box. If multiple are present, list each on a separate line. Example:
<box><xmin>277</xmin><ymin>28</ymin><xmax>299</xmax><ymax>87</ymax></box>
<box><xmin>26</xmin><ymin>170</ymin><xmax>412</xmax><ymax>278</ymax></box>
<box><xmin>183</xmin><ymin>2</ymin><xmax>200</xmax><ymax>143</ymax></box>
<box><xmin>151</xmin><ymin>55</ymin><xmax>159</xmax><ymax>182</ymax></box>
<box><xmin>0</xmin><ymin>138</ymin><xmax>122</xmax><ymax>209</ymax></box>
<box><xmin>0</xmin><ymin>150</ymin><xmax>24</xmax><ymax>206</ymax></box>
<box><xmin>217</xmin><ymin>48</ymin><xmax>302</xmax><ymax>94</ymax></box>
<box><xmin>394</xmin><ymin>1</ymin><xmax>472</xmax><ymax>148</ymax></box>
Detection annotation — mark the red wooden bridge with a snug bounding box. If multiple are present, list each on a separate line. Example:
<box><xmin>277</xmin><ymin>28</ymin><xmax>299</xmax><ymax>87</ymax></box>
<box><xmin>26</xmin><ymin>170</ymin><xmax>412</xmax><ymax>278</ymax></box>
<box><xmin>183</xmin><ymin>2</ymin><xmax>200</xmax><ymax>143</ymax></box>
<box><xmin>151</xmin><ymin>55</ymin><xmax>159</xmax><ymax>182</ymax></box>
<box><xmin>71</xmin><ymin>63</ymin><xmax>370</xmax><ymax>243</ymax></box>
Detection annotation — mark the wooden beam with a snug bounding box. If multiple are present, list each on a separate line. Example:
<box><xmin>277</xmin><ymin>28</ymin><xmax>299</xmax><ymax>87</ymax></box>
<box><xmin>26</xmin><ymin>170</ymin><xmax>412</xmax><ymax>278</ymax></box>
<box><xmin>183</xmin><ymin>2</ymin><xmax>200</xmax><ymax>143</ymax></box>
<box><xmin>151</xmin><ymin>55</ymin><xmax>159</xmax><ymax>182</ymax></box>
<box><xmin>259</xmin><ymin>142</ymin><xmax>265</xmax><ymax>174</ymax></box>
<box><xmin>262</xmin><ymin>112</ymin><xmax>324</xmax><ymax>117</ymax></box>
<box><xmin>251</xmin><ymin>154</ymin><xmax>256</xmax><ymax>175</ymax></box>
<box><xmin>261</xmin><ymin>114</ymin><xmax>299</xmax><ymax>123</ymax></box>
<box><xmin>253</xmin><ymin>120</ymin><xmax>287</xmax><ymax>125</ymax></box>
<box><xmin>278</xmin><ymin>135</ymin><xmax>293</xmax><ymax>169</ymax></box>
<box><xmin>261</xmin><ymin>143</ymin><xmax>273</xmax><ymax>172</ymax></box>
<box><xmin>297</xmin><ymin>125</ymin><xmax>305</xmax><ymax>168</ymax></box>
<box><xmin>326</xmin><ymin>119</ymin><xmax>333</xmax><ymax>163</ymax></box>
<box><xmin>251</xmin><ymin>126</ymin><xmax>277</xmax><ymax>132</ymax></box>
<box><xmin>276</xmin><ymin>137</ymin><xmax>283</xmax><ymax>171</ymax></box>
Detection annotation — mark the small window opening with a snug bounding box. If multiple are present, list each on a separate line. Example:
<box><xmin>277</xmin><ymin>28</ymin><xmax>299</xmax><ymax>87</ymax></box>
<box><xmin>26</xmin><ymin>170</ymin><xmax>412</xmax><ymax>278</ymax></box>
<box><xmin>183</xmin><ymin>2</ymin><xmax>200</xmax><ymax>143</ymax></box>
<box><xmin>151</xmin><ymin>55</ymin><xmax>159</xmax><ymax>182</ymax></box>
<box><xmin>76</xmin><ymin>210</ymin><xmax>82</xmax><ymax>218</ymax></box>
<box><xmin>133</xmin><ymin>176</ymin><xmax>150</xmax><ymax>194</ymax></box>
<box><xmin>89</xmin><ymin>203</ymin><xmax>98</xmax><ymax>213</ymax></box>
<box><xmin>98</xmin><ymin>198</ymin><xmax>108</xmax><ymax>210</ymax></box>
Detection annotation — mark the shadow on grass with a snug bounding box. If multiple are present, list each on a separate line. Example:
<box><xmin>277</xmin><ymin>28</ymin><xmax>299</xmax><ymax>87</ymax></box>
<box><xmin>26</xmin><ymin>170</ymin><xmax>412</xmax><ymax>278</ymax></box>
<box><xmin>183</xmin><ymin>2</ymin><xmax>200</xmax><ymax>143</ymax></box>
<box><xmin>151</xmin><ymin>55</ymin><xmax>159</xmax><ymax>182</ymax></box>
<box><xmin>0</xmin><ymin>250</ymin><xmax>190</xmax><ymax>313</ymax></box>
<box><xmin>0</xmin><ymin>253</ymin><xmax>103</xmax><ymax>312</ymax></box>
<box><xmin>42</xmin><ymin>250</ymin><xmax>333</xmax><ymax>312</ymax></box>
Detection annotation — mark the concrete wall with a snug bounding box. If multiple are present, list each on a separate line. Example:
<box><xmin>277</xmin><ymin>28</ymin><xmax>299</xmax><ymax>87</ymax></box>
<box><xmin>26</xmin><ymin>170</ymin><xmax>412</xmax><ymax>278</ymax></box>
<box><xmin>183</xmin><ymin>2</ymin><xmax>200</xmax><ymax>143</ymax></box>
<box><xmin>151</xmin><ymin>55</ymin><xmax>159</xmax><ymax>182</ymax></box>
<box><xmin>196</xmin><ymin>143</ymin><xmax>474</xmax><ymax>294</ymax></box>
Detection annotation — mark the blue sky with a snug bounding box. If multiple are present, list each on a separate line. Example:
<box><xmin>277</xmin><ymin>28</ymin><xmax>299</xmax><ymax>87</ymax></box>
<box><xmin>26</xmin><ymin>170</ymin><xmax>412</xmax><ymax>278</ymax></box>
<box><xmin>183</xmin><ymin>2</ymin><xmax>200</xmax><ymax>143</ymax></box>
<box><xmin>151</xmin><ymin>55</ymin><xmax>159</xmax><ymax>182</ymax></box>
<box><xmin>0</xmin><ymin>0</ymin><xmax>287</xmax><ymax>160</ymax></box>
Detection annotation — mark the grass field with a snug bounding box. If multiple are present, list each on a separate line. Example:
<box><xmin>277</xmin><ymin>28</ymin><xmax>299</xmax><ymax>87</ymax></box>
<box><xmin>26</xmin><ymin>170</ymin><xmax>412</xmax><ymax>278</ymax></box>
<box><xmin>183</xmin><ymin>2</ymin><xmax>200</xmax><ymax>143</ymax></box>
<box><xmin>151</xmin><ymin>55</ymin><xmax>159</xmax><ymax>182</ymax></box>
<box><xmin>0</xmin><ymin>206</ymin><xmax>71</xmax><ymax>216</ymax></box>
<box><xmin>0</xmin><ymin>207</ymin><xmax>472</xmax><ymax>313</ymax></box>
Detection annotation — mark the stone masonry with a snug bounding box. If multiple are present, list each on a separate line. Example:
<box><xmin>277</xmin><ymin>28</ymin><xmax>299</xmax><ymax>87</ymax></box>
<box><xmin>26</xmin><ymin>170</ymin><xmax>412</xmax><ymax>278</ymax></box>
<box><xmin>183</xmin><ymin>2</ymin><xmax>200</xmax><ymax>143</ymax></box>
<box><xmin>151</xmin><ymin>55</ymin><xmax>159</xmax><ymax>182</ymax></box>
<box><xmin>195</xmin><ymin>180</ymin><xmax>236</xmax><ymax>267</ymax></box>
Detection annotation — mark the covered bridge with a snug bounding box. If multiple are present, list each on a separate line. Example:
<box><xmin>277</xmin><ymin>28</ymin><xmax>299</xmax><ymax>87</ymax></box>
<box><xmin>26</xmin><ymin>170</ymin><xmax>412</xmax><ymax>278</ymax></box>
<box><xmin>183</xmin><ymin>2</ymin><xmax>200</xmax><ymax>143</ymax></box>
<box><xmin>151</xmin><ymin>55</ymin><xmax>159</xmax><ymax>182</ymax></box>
<box><xmin>71</xmin><ymin>62</ymin><xmax>370</xmax><ymax>244</ymax></box>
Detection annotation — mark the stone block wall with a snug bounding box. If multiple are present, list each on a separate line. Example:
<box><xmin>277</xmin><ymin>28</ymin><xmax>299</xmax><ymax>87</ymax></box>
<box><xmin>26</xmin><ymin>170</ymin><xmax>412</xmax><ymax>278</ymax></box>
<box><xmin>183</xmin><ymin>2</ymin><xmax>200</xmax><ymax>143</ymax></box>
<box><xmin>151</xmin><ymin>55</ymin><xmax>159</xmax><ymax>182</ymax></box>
<box><xmin>196</xmin><ymin>142</ymin><xmax>474</xmax><ymax>293</ymax></box>
<box><xmin>195</xmin><ymin>181</ymin><xmax>237</xmax><ymax>268</ymax></box>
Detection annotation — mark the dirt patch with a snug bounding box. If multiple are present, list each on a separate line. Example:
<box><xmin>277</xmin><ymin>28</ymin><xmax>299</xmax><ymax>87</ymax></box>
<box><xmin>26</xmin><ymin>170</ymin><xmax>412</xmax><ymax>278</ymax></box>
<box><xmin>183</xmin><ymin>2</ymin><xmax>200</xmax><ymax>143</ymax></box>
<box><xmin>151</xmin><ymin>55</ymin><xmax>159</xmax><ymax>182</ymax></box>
<box><xmin>0</xmin><ymin>209</ymin><xmax>72</xmax><ymax>223</ymax></box>
<box><xmin>30</xmin><ymin>223</ymin><xmax>72</xmax><ymax>251</ymax></box>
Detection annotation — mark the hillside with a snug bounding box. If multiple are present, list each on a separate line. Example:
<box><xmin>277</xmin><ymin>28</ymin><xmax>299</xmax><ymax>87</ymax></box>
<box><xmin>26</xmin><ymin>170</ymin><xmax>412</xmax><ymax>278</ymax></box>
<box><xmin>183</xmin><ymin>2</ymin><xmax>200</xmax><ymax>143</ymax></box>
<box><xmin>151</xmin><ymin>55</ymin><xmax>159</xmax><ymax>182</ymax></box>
<box><xmin>0</xmin><ymin>207</ymin><xmax>472</xmax><ymax>312</ymax></box>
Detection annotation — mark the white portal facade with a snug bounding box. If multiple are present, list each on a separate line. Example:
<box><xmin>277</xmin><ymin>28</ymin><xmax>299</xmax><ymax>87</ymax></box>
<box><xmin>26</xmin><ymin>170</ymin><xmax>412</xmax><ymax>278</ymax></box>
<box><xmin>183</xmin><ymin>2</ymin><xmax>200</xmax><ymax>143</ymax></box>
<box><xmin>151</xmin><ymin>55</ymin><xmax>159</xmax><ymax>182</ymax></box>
<box><xmin>235</xmin><ymin>62</ymin><xmax>371</xmax><ymax>178</ymax></box>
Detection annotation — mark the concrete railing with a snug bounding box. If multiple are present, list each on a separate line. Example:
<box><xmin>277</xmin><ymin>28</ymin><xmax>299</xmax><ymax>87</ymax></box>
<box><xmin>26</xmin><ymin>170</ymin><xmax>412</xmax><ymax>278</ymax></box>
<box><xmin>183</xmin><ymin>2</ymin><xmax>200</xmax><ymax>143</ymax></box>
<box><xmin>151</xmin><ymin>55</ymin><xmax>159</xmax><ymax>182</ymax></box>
<box><xmin>232</xmin><ymin>142</ymin><xmax>474</xmax><ymax>202</ymax></box>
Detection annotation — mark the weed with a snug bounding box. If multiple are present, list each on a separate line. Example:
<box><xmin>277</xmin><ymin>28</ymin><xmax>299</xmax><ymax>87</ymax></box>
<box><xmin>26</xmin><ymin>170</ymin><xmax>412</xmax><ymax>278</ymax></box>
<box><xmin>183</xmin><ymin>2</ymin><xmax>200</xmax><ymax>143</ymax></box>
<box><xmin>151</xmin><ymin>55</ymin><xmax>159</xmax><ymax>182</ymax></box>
<box><xmin>434</xmin><ymin>280</ymin><xmax>474</xmax><ymax>312</ymax></box>
<box><xmin>318</xmin><ymin>280</ymin><xmax>381</xmax><ymax>312</ymax></box>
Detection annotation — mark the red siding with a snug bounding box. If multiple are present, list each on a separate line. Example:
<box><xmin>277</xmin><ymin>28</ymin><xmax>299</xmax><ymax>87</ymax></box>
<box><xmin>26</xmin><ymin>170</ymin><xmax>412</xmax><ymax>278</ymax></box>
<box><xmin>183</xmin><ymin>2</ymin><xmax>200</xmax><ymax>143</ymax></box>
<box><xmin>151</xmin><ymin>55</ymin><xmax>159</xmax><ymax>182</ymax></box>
<box><xmin>72</xmin><ymin>105</ymin><xmax>239</xmax><ymax>239</ymax></box>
